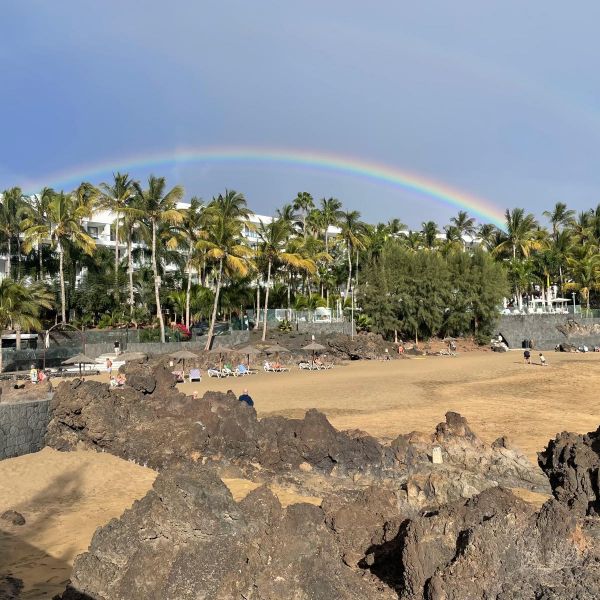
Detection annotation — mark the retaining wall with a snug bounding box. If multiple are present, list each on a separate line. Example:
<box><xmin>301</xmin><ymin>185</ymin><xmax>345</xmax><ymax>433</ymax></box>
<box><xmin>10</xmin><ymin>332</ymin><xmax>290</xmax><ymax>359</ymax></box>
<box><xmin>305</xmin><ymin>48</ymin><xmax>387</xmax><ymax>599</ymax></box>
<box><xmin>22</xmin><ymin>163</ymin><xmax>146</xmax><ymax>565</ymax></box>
<box><xmin>497</xmin><ymin>315</ymin><xmax>600</xmax><ymax>350</ymax></box>
<box><xmin>0</xmin><ymin>398</ymin><xmax>51</xmax><ymax>460</ymax></box>
<box><xmin>127</xmin><ymin>330</ymin><xmax>250</xmax><ymax>355</ymax></box>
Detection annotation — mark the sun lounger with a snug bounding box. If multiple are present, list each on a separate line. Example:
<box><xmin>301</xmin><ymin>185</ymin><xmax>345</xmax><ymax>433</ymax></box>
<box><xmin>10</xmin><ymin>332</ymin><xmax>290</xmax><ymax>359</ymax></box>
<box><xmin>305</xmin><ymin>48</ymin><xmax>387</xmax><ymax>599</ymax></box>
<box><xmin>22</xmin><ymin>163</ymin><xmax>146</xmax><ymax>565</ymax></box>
<box><xmin>235</xmin><ymin>365</ymin><xmax>256</xmax><ymax>376</ymax></box>
<box><xmin>222</xmin><ymin>366</ymin><xmax>235</xmax><ymax>377</ymax></box>
<box><xmin>299</xmin><ymin>361</ymin><xmax>319</xmax><ymax>370</ymax></box>
<box><xmin>189</xmin><ymin>369</ymin><xmax>201</xmax><ymax>382</ymax></box>
<box><xmin>208</xmin><ymin>368</ymin><xmax>225</xmax><ymax>378</ymax></box>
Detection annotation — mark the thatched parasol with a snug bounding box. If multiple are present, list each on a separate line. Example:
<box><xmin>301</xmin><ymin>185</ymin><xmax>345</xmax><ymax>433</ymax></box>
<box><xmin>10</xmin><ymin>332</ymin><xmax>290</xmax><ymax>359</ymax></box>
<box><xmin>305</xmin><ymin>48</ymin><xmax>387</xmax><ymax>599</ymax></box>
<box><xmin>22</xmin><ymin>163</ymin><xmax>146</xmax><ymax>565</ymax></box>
<box><xmin>207</xmin><ymin>345</ymin><xmax>237</xmax><ymax>370</ymax></box>
<box><xmin>236</xmin><ymin>345</ymin><xmax>261</xmax><ymax>369</ymax></box>
<box><xmin>62</xmin><ymin>353</ymin><xmax>97</xmax><ymax>377</ymax></box>
<box><xmin>301</xmin><ymin>341</ymin><xmax>326</xmax><ymax>367</ymax></box>
<box><xmin>169</xmin><ymin>349</ymin><xmax>199</xmax><ymax>371</ymax></box>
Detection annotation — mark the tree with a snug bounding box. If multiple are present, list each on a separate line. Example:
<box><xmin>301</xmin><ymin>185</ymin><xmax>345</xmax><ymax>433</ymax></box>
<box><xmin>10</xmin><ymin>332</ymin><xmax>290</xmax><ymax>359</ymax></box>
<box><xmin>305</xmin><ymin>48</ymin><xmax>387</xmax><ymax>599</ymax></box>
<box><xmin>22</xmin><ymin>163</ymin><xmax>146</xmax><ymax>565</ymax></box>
<box><xmin>292</xmin><ymin>192</ymin><xmax>314</xmax><ymax>237</ymax></box>
<box><xmin>118</xmin><ymin>195</ymin><xmax>147</xmax><ymax>314</ymax></box>
<box><xmin>23</xmin><ymin>190</ymin><xmax>96</xmax><ymax>323</ymax></box>
<box><xmin>21</xmin><ymin>187</ymin><xmax>54</xmax><ymax>279</ymax></box>
<box><xmin>198</xmin><ymin>190</ymin><xmax>253</xmax><ymax>349</ymax></box>
<box><xmin>477</xmin><ymin>223</ymin><xmax>498</xmax><ymax>251</ymax></box>
<box><xmin>338</xmin><ymin>210</ymin><xmax>367</xmax><ymax>298</ymax></box>
<box><xmin>319</xmin><ymin>197</ymin><xmax>343</xmax><ymax>252</ymax></box>
<box><xmin>178</xmin><ymin>197</ymin><xmax>204</xmax><ymax>328</ymax></box>
<box><xmin>133</xmin><ymin>176</ymin><xmax>184</xmax><ymax>343</ymax></box>
<box><xmin>100</xmin><ymin>173</ymin><xmax>136</xmax><ymax>302</ymax></box>
<box><xmin>543</xmin><ymin>202</ymin><xmax>575</xmax><ymax>240</ymax></box>
<box><xmin>450</xmin><ymin>210</ymin><xmax>476</xmax><ymax>249</ymax></box>
<box><xmin>0</xmin><ymin>187</ymin><xmax>27</xmax><ymax>278</ymax></box>
<box><xmin>566</xmin><ymin>250</ymin><xmax>600</xmax><ymax>311</ymax></box>
<box><xmin>421</xmin><ymin>221</ymin><xmax>439</xmax><ymax>249</ymax></box>
<box><xmin>494</xmin><ymin>208</ymin><xmax>539</xmax><ymax>259</ymax></box>
<box><xmin>257</xmin><ymin>218</ymin><xmax>315</xmax><ymax>341</ymax></box>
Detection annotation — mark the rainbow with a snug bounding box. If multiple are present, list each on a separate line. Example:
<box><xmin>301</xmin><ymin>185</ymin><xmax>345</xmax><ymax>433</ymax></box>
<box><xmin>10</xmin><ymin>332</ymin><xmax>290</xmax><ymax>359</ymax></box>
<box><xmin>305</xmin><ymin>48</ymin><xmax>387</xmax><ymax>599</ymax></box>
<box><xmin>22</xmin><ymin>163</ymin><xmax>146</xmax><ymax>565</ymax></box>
<box><xmin>19</xmin><ymin>146</ymin><xmax>506</xmax><ymax>228</ymax></box>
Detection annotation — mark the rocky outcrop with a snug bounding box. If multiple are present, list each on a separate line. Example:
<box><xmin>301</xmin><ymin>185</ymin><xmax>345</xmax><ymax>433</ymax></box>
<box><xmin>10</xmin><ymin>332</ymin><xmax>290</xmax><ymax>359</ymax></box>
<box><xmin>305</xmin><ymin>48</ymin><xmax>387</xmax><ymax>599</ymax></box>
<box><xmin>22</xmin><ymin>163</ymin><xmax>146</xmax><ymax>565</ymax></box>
<box><xmin>0</xmin><ymin>576</ymin><xmax>22</xmax><ymax>600</ymax></box>
<box><xmin>400</xmin><ymin>487</ymin><xmax>600</xmax><ymax>599</ymax></box>
<box><xmin>393</xmin><ymin>412</ymin><xmax>550</xmax><ymax>501</ymax></box>
<box><xmin>539</xmin><ymin>425</ymin><xmax>600</xmax><ymax>516</ymax></box>
<box><xmin>59</xmin><ymin>464</ymin><xmax>398</xmax><ymax>600</ymax></box>
<box><xmin>0</xmin><ymin>510</ymin><xmax>25</xmax><ymax>526</ymax></box>
<box><xmin>327</xmin><ymin>332</ymin><xmax>396</xmax><ymax>360</ymax></box>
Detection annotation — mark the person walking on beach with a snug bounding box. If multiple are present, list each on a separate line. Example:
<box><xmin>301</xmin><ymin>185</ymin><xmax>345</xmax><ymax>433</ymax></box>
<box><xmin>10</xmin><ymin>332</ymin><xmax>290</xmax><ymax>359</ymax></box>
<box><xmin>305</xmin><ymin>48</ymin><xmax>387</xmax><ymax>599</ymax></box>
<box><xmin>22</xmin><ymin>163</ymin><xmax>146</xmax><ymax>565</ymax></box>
<box><xmin>539</xmin><ymin>352</ymin><xmax>547</xmax><ymax>366</ymax></box>
<box><xmin>523</xmin><ymin>349</ymin><xmax>531</xmax><ymax>364</ymax></box>
<box><xmin>239</xmin><ymin>389</ymin><xmax>254</xmax><ymax>407</ymax></box>
<box><xmin>106</xmin><ymin>357</ymin><xmax>113</xmax><ymax>377</ymax></box>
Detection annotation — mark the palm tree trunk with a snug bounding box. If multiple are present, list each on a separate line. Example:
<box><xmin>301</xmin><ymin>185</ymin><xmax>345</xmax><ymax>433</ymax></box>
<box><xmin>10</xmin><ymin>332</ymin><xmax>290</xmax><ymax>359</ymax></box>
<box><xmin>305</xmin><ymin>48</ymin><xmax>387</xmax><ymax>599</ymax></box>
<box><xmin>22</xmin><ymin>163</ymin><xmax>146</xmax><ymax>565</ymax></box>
<box><xmin>15</xmin><ymin>325</ymin><xmax>21</xmax><ymax>351</ymax></box>
<box><xmin>17</xmin><ymin>239</ymin><xmax>21</xmax><ymax>279</ymax></box>
<box><xmin>114</xmin><ymin>215</ymin><xmax>120</xmax><ymax>300</ymax></box>
<box><xmin>255</xmin><ymin>280</ymin><xmax>261</xmax><ymax>330</ymax></box>
<box><xmin>345</xmin><ymin>242</ymin><xmax>352</xmax><ymax>299</ymax></box>
<box><xmin>59</xmin><ymin>243</ymin><xmax>67</xmax><ymax>323</ymax></box>
<box><xmin>355</xmin><ymin>248</ymin><xmax>359</xmax><ymax>287</ymax></box>
<box><xmin>151</xmin><ymin>220</ymin><xmax>166</xmax><ymax>343</ymax></box>
<box><xmin>128</xmin><ymin>234</ymin><xmax>134</xmax><ymax>315</ymax></box>
<box><xmin>38</xmin><ymin>242</ymin><xmax>43</xmax><ymax>280</ymax></box>
<box><xmin>185</xmin><ymin>256</ymin><xmax>192</xmax><ymax>329</ymax></box>
<box><xmin>262</xmin><ymin>259</ymin><xmax>272</xmax><ymax>341</ymax></box>
<box><xmin>205</xmin><ymin>258</ymin><xmax>223</xmax><ymax>350</ymax></box>
<box><xmin>6</xmin><ymin>238</ymin><xmax>11</xmax><ymax>279</ymax></box>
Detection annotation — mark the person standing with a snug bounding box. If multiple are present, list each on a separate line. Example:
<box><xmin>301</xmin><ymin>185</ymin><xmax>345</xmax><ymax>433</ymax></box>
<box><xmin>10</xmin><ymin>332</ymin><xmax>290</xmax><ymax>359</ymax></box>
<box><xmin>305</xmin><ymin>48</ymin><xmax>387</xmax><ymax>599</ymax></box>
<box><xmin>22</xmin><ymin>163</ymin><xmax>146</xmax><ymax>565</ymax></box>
<box><xmin>106</xmin><ymin>357</ymin><xmax>113</xmax><ymax>377</ymax></box>
<box><xmin>30</xmin><ymin>364</ymin><xmax>38</xmax><ymax>384</ymax></box>
<box><xmin>523</xmin><ymin>350</ymin><xmax>531</xmax><ymax>364</ymax></box>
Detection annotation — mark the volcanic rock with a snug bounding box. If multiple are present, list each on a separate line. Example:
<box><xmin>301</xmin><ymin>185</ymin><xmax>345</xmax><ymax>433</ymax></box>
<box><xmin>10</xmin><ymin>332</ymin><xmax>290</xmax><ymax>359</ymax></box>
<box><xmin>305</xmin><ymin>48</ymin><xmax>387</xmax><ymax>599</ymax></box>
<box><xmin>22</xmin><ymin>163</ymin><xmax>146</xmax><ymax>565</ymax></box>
<box><xmin>400</xmin><ymin>487</ymin><xmax>600</xmax><ymax>600</ymax></box>
<box><xmin>539</xmin><ymin>425</ymin><xmax>600</xmax><ymax>516</ymax></box>
<box><xmin>0</xmin><ymin>510</ymin><xmax>25</xmax><ymax>526</ymax></box>
<box><xmin>327</xmin><ymin>332</ymin><xmax>395</xmax><ymax>360</ymax></box>
<box><xmin>0</xmin><ymin>576</ymin><xmax>22</xmax><ymax>599</ymax></box>
<box><xmin>59</xmin><ymin>463</ymin><xmax>397</xmax><ymax>600</ymax></box>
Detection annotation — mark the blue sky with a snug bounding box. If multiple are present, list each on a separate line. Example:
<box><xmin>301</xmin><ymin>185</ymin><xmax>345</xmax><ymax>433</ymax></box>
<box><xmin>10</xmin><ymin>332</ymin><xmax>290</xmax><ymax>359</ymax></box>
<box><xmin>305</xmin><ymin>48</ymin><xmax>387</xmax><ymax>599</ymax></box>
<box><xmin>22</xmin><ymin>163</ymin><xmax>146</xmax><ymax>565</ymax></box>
<box><xmin>3</xmin><ymin>1</ymin><xmax>600</xmax><ymax>228</ymax></box>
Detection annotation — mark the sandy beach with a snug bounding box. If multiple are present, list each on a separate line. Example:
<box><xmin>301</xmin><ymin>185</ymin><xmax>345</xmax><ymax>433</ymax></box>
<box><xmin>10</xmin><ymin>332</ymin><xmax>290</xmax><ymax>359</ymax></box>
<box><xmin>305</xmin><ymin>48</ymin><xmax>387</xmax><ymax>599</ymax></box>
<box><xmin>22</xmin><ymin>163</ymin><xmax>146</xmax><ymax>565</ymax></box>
<box><xmin>2</xmin><ymin>349</ymin><xmax>600</xmax><ymax>597</ymax></box>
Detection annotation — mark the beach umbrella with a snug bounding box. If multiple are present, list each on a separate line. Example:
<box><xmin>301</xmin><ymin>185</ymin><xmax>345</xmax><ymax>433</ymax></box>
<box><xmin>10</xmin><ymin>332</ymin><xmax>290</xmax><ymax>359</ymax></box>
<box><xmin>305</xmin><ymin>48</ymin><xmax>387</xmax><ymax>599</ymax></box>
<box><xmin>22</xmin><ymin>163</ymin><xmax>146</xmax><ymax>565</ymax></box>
<box><xmin>236</xmin><ymin>345</ymin><xmax>261</xmax><ymax>369</ymax></box>
<box><xmin>207</xmin><ymin>345</ymin><xmax>235</xmax><ymax>370</ymax></box>
<box><xmin>265</xmin><ymin>343</ymin><xmax>290</xmax><ymax>364</ymax></box>
<box><xmin>265</xmin><ymin>343</ymin><xmax>290</xmax><ymax>353</ymax></box>
<box><xmin>301</xmin><ymin>341</ymin><xmax>326</xmax><ymax>367</ymax></box>
<box><xmin>62</xmin><ymin>353</ymin><xmax>97</xmax><ymax>377</ymax></box>
<box><xmin>169</xmin><ymin>349</ymin><xmax>199</xmax><ymax>372</ymax></box>
<box><xmin>118</xmin><ymin>351</ymin><xmax>147</xmax><ymax>362</ymax></box>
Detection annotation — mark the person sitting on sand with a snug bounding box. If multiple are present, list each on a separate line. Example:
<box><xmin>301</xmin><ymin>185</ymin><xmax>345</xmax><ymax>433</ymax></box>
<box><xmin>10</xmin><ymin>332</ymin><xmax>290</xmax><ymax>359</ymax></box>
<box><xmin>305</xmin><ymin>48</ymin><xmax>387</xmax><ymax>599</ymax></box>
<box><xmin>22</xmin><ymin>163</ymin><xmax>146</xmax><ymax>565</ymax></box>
<box><xmin>539</xmin><ymin>353</ymin><xmax>547</xmax><ymax>366</ymax></box>
<box><xmin>109</xmin><ymin>376</ymin><xmax>117</xmax><ymax>388</ymax></box>
<box><xmin>116</xmin><ymin>374</ymin><xmax>126</xmax><ymax>386</ymax></box>
<box><xmin>238</xmin><ymin>389</ymin><xmax>254</xmax><ymax>407</ymax></box>
<box><xmin>524</xmin><ymin>349</ymin><xmax>531</xmax><ymax>364</ymax></box>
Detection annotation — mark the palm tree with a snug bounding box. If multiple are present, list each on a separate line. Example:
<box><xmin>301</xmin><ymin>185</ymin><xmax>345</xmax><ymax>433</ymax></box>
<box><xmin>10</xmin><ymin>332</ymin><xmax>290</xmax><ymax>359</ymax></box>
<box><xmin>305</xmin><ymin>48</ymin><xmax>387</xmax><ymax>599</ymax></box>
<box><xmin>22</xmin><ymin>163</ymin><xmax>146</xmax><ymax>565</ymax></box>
<box><xmin>339</xmin><ymin>210</ymin><xmax>367</xmax><ymax>298</ymax></box>
<box><xmin>387</xmin><ymin>218</ymin><xmax>406</xmax><ymax>237</ymax></box>
<box><xmin>23</xmin><ymin>190</ymin><xmax>96</xmax><ymax>323</ymax></box>
<box><xmin>257</xmin><ymin>218</ymin><xmax>315</xmax><ymax>340</ymax></box>
<box><xmin>494</xmin><ymin>208</ymin><xmax>539</xmax><ymax>259</ymax></box>
<box><xmin>0</xmin><ymin>187</ymin><xmax>27</xmax><ymax>278</ymax></box>
<box><xmin>421</xmin><ymin>221</ymin><xmax>439</xmax><ymax>249</ymax></box>
<box><xmin>133</xmin><ymin>176</ymin><xmax>184</xmax><ymax>343</ymax></box>
<box><xmin>567</xmin><ymin>251</ymin><xmax>600</xmax><ymax>312</ymax></box>
<box><xmin>292</xmin><ymin>192</ymin><xmax>314</xmax><ymax>237</ymax></box>
<box><xmin>198</xmin><ymin>190</ymin><xmax>253</xmax><ymax>349</ymax></box>
<box><xmin>0</xmin><ymin>279</ymin><xmax>54</xmax><ymax>370</ymax></box>
<box><xmin>178</xmin><ymin>197</ymin><xmax>204</xmax><ymax>328</ymax></box>
<box><xmin>477</xmin><ymin>223</ymin><xmax>498</xmax><ymax>251</ymax></box>
<box><xmin>118</xmin><ymin>195</ymin><xmax>147</xmax><ymax>315</ymax></box>
<box><xmin>543</xmin><ymin>202</ymin><xmax>575</xmax><ymax>240</ymax></box>
<box><xmin>100</xmin><ymin>173</ymin><xmax>136</xmax><ymax>300</ymax></box>
<box><xmin>450</xmin><ymin>210</ymin><xmax>476</xmax><ymax>249</ymax></box>
<box><xmin>21</xmin><ymin>187</ymin><xmax>54</xmax><ymax>279</ymax></box>
<box><xmin>319</xmin><ymin>197</ymin><xmax>343</xmax><ymax>252</ymax></box>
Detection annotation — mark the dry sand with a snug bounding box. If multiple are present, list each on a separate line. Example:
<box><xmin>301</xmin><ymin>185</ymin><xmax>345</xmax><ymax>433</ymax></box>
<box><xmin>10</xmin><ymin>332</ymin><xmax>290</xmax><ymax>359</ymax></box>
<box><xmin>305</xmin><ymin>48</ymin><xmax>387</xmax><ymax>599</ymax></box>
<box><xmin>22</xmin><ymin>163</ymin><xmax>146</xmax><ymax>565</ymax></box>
<box><xmin>3</xmin><ymin>349</ymin><xmax>600</xmax><ymax>596</ymax></box>
<box><xmin>0</xmin><ymin>448</ymin><xmax>157</xmax><ymax>599</ymax></box>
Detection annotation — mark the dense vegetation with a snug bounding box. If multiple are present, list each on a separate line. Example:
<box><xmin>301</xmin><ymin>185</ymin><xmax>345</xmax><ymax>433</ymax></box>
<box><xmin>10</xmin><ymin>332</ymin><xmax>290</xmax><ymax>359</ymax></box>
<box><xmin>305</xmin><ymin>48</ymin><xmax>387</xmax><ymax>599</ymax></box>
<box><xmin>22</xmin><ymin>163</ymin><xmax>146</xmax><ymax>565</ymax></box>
<box><xmin>0</xmin><ymin>175</ymin><xmax>598</xmax><ymax>345</ymax></box>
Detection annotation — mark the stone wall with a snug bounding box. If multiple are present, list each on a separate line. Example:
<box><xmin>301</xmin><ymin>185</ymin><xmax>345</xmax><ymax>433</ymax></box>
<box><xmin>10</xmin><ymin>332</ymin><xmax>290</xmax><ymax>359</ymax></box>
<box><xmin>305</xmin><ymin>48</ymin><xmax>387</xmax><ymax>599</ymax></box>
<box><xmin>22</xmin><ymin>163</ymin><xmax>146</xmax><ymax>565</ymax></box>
<box><xmin>296</xmin><ymin>321</ymin><xmax>355</xmax><ymax>335</ymax></box>
<box><xmin>127</xmin><ymin>331</ymin><xmax>250</xmax><ymax>355</ymax></box>
<box><xmin>497</xmin><ymin>315</ymin><xmax>600</xmax><ymax>350</ymax></box>
<box><xmin>0</xmin><ymin>398</ymin><xmax>51</xmax><ymax>460</ymax></box>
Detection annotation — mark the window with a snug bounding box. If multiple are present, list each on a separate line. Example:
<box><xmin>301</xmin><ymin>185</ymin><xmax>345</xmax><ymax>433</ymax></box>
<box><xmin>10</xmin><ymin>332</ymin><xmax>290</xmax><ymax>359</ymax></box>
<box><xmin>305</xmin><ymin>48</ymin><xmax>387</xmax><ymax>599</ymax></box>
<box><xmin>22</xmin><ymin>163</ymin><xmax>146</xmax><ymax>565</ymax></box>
<box><xmin>88</xmin><ymin>226</ymin><xmax>99</xmax><ymax>238</ymax></box>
